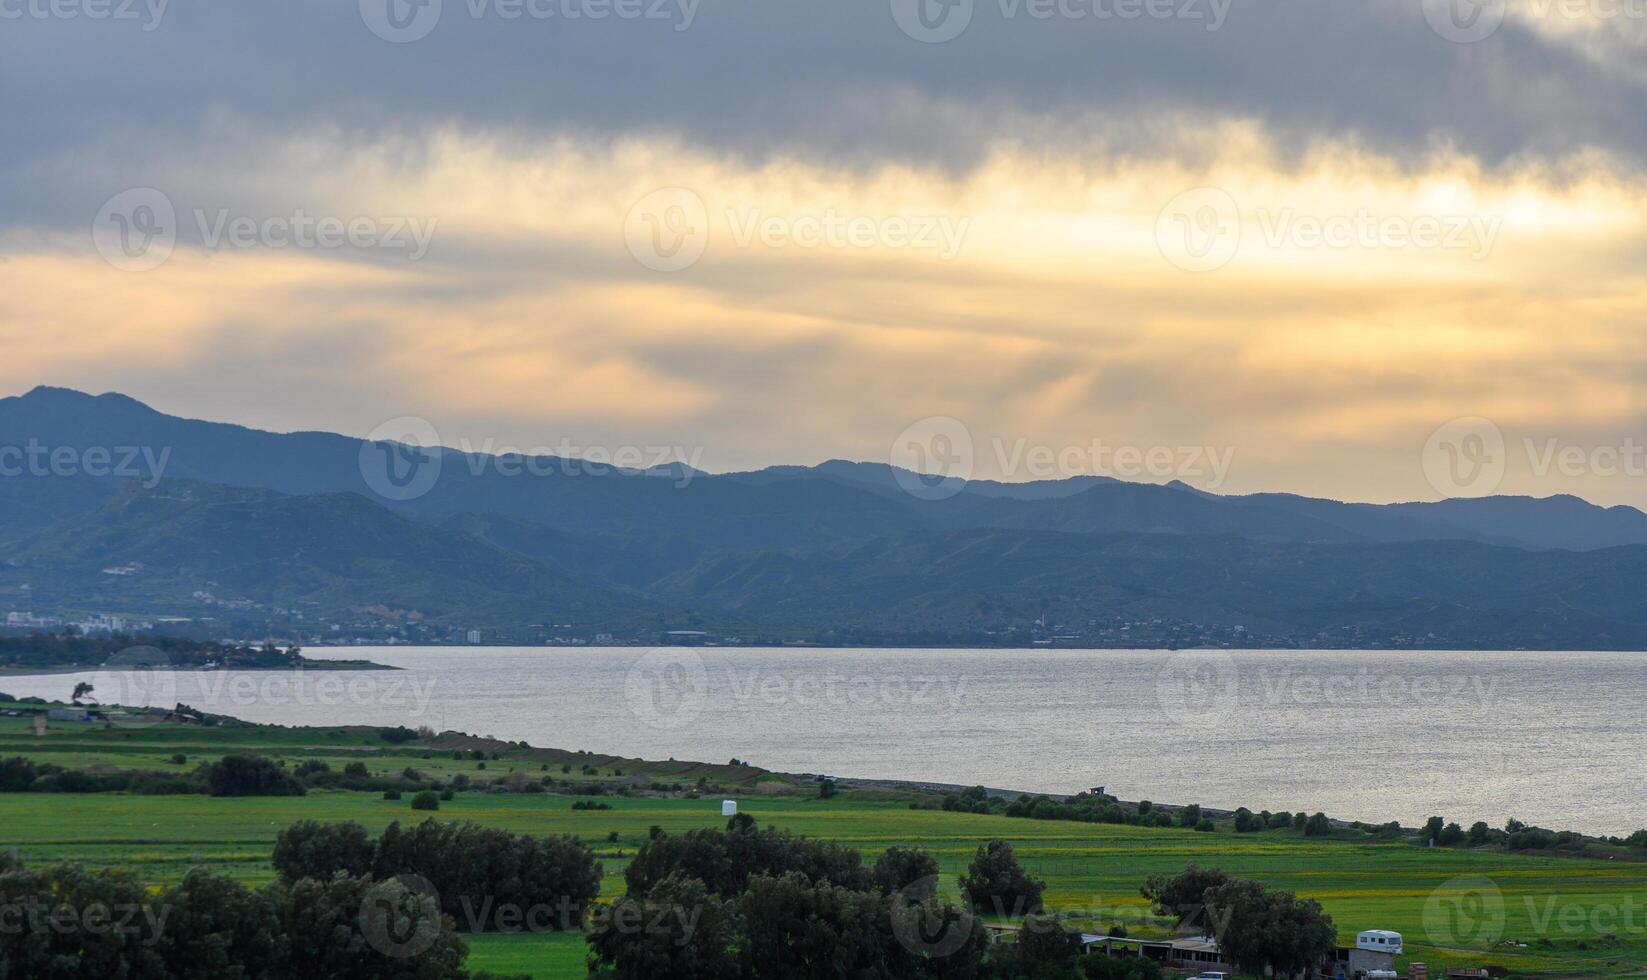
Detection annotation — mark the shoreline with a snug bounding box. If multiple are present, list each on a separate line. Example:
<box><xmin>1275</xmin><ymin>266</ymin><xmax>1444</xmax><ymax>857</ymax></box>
<box><xmin>0</xmin><ymin>659</ymin><xmax>398</xmax><ymax>677</ymax></box>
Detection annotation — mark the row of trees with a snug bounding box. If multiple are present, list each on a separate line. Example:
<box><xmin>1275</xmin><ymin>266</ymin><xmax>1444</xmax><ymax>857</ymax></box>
<box><xmin>0</xmin><ymin>858</ymin><xmax>464</xmax><ymax>980</ymax></box>
<box><xmin>0</xmin><ymin>753</ymin><xmax>308</xmax><ymax>797</ymax></box>
<box><xmin>273</xmin><ymin>818</ymin><xmax>602</xmax><ymax>932</ymax></box>
<box><xmin>590</xmin><ymin>816</ymin><xmax>1146</xmax><ymax>980</ymax></box>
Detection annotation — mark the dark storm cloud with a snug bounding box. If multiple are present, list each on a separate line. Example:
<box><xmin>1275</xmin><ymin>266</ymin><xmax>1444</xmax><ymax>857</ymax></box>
<box><xmin>0</xmin><ymin>0</ymin><xmax>1642</xmax><ymax>227</ymax></box>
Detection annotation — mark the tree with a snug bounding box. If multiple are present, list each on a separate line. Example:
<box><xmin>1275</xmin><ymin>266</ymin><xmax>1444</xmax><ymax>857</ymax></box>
<box><xmin>818</xmin><ymin>778</ymin><xmax>837</xmax><ymax>799</ymax></box>
<box><xmin>70</xmin><ymin>682</ymin><xmax>94</xmax><ymax>705</ymax></box>
<box><xmin>1423</xmin><ymin>815</ymin><xmax>1446</xmax><ymax>843</ymax></box>
<box><xmin>872</xmin><ymin>845</ymin><xmax>939</xmax><ymax>899</ymax></box>
<box><xmin>957</xmin><ymin>839</ymin><xmax>1044</xmax><ymax>917</ymax></box>
<box><xmin>739</xmin><ymin>872</ymin><xmax>917</xmax><ymax>980</ymax></box>
<box><xmin>1303</xmin><ymin>812</ymin><xmax>1332</xmax><ymax>837</ymax></box>
<box><xmin>1468</xmin><ymin>821</ymin><xmax>1492</xmax><ymax>846</ymax></box>
<box><xmin>278</xmin><ymin>873</ymin><xmax>467</xmax><ymax>979</ymax></box>
<box><xmin>587</xmin><ymin>873</ymin><xmax>742</xmax><ymax>980</ymax></box>
<box><xmin>0</xmin><ymin>862</ymin><xmax>167</xmax><ymax>978</ymax></box>
<box><xmin>1439</xmin><ymin>822</ymin><xmax>1466</xmax><ymax>846</ymax></box>
<box><xmin>1178</xmin><ymin>804</ymin><xmax>1202</xmax><ymax>828</ymax></box>
<box><xmin>272</xmin><ymin>820</ymin><xmax>375</xmax><ymax>881</ymax></box>
<box><xmin>411</xmin><ymin>790</ymin><xmax>440</xmax><ymax>811</ymax></box>
<box><xmin>152</xmin><ymin>868</ymin><xmax>284</xmax><ymax>980</ymax></box>
<box><xmin>206</xmin><ymin>754</ymin><xmax>305</xmax><ymax>797</ymax></box>
<box><xmin>1141</xmin><ymin>865</ymin><xmax>1230</xmax><ymax>931</ymax></box>
<box><xmin>372</xmin><ymin>819</ymin><xmax>602</xmax><ymax>932</ymax></box>
<box><xmin>1203</xmin><ymin>877</ymin><xmax>1335</xmax><ymax>978</ymax></box>
<box><xmin>1625</xmin><ymin>829</ymin><xmax>1647</xmax><ymax>849</ymax></box>
<box><xmin>1013</xmin><ymin>913</ymin><xmax>1083</xmax><ymax>968</ymax></box>
<box><xmin>626</xmin><ymin>824</ymin><xmax>869</xmax><ymax>898</ymax></box>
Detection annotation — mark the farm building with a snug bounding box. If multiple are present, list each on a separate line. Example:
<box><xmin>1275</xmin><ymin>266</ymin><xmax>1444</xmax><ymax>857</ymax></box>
<box><xmin>45</xmin><ymin>708</ymin><xmax>97</xmax><ymax>723</ymax></box>
<box><xmin>1080</xmin><ymin>932</ymin><xmax>1400</xmax><ymax>979</ymax></box>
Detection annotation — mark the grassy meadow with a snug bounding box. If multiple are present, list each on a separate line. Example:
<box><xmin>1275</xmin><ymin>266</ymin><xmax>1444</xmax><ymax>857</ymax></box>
<box><xmin>0</xmin><ymin>711</ymin><xmax>1643</xmax><ymax>978</ymax></box>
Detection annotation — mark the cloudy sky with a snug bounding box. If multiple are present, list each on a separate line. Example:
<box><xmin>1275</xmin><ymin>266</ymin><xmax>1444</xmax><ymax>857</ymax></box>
<box><xmin>4</xmin><ymin>0</ymin><xmax>1647</xmax><ymax>504</ymax></box>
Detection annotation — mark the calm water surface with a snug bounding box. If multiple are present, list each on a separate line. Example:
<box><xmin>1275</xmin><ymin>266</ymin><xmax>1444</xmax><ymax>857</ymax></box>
<box><xmin>8</xmin><ymin>647</ymin><xmax>1642</xmax><ymax>836</ymax></box>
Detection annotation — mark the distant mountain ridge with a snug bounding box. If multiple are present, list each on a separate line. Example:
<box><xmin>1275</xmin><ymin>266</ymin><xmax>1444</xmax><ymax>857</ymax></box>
<box><xmin>7</xmin><ymin>386</ymin><xmax>1647</xmax><ymax>647</ymax></box>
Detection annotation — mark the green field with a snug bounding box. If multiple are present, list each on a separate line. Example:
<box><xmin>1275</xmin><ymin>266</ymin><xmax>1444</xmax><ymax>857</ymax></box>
<box><xmin>1</xmin><ymin>713</ymin><xmax>1644</xmax><ymax>978</ymax></box>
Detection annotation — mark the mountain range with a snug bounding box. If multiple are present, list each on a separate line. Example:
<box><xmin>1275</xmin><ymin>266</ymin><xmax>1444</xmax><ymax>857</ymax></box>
<box><xmin>4</xmin><ymin>385</ymin><xmax>1647</xmax><ymax>648</ymax></box>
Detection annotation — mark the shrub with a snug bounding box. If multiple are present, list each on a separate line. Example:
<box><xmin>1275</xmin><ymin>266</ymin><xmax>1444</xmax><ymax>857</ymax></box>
<box><xmin>0</xmin><ymin>756</ymin><xmax>38</xmax><ymax>792</ymax></box>
<box><xmin>343</xmin><ymin>762</ymin><xmax>368</xmax><ymax>778</ymax></box>
<box><xmin>411</xmin><ymin>790</ymin><xmax>440</xmax><ymax>811</ymax></box>
<box><xmin>1195</xmin><ymin>819</ymin><xmax>1216</xmax><ymax>832</ymax></box>
<box><xmin>377</xmin><ymin>726</ymin><xmax>419</xmax><ymax>744</ymax></box>
<box><xmin>169</xmin><ymin>753</ymin><xmax>187</xmax><ymax>765</ymax></box>
<box><xmin>439</xmin><ymin>788</ymin><xmax>454</xmax><ymax>801</ymax></box>
<box><xmin>384</xmin><ymin>789</ymin><xmax>402</xmax><ymax>800</ymax></box>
